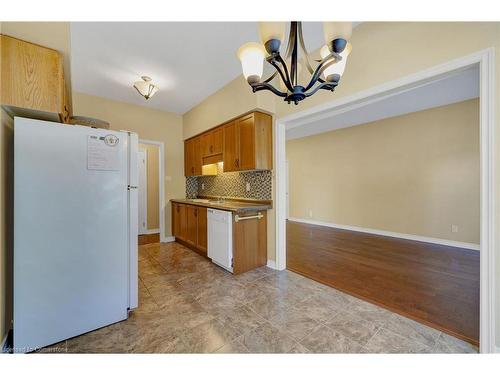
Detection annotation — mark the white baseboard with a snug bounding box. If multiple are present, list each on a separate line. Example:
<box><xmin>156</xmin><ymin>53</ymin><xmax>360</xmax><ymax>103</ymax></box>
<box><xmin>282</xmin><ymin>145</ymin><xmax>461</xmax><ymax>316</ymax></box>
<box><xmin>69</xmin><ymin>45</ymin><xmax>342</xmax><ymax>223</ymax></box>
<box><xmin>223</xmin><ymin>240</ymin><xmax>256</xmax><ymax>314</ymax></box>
<box><xmin>139</xmin><ymin>229</ymin><xmax>160</xmax><ymax>235</ymax></box>
<box><xmin>161</xmin><ymin>236</ymin><xmax>175</xmax><ymax>243</ymax></box>
<box><xmin>288</xmin><ymin>217</ymin><xmax>480</xmax><ymax>251</ymax></box>
<box><xmin>266</xmin><ymin>259</ymin><xmax>277</xmax><ymax>270</ymax></box>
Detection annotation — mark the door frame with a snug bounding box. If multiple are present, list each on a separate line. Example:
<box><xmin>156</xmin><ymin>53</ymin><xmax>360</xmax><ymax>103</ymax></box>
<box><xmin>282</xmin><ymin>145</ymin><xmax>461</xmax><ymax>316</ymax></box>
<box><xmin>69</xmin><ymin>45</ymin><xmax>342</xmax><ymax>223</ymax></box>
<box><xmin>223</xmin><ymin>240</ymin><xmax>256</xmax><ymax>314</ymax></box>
<box><xmin>274</xmin><ymin>48</ymin><xmax>496</xmax><ymax>353</ymax></box>
<box><xmin>138</xmin><ymin>139</ymin><xmax>166</xmax><ymax>242</ymax></box>
<box><xmin>137</xmin><ymin>149</ymin><xmax>148</xmax><ymax>235</ymax></box>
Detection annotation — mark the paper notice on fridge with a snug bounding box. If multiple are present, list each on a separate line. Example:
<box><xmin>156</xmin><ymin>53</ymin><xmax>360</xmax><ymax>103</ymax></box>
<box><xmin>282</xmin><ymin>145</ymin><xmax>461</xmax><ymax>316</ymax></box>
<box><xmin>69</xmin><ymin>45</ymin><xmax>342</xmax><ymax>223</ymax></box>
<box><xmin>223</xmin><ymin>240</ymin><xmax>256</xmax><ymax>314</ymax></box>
<box><xmin>87</xmin><ymin>135</ymin><xmax>121</xmax><ymax>171</ymax></box>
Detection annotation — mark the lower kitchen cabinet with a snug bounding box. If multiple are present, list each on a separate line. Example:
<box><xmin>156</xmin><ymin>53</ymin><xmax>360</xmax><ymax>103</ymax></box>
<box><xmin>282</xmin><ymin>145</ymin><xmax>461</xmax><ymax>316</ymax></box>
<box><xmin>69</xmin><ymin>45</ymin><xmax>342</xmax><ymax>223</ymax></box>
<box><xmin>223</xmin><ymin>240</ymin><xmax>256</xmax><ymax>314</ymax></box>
<box><xmin>197</xmin><ymin>206</ymin><xmax>208</xmax><ymax>254</ymax></box>
<box><xmin>171</xmin><ymin>202</ymin><xmax>207</xmax><ymax>255</ymax></box>
<box><xmin>171</xmin><ymin>201</ymin><xmax>267</xmax><ymax>273</ymax></box>
<box><xmin>232</xmin><ymin>211</ymin><xmax>267</xmax><ymax>274</ymax></box>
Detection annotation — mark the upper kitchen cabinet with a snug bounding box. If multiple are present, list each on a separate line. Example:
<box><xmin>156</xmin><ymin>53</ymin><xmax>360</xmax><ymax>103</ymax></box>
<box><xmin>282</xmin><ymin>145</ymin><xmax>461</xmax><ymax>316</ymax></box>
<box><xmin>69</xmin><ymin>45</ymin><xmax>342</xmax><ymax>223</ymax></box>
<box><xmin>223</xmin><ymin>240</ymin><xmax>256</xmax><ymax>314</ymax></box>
<box><xmin>223</xmin><ymin>111</ymin><xmax>273</xmax><ymax>172</ymax></box>
<box><xmin>184</xmin><ymin>136</ymin><xmax>202</xmax><ymax>177</ymax></box>
<box><xmin>1</xmin><ymin>35</ymin><xmax>68</xmax><ymax>123</ymax></box>
<box><xmin>201</xmin><ymin>127</ymin><xmax>223</xmax><ymax>158</ymax></box>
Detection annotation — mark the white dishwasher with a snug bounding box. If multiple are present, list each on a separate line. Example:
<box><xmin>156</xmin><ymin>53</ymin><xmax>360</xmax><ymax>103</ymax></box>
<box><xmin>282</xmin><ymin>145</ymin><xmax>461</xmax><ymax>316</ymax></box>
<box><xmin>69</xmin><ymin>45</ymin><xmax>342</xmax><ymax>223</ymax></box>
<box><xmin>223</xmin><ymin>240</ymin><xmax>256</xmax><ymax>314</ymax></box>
<box><xmin>207</xmin><ymin>208</ymin><xmax>233</xmax><ymax>272</ymax></box>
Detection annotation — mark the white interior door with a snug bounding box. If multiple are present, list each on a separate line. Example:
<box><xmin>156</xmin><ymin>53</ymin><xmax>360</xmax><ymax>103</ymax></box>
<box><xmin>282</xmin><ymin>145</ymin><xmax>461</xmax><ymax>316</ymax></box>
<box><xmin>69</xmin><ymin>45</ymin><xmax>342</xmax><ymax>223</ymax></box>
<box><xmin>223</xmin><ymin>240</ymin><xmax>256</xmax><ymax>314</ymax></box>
<box><xmin>138</xmin><ymin>149</ymin><xmax>148</xmax><ymax>234</ymax></box>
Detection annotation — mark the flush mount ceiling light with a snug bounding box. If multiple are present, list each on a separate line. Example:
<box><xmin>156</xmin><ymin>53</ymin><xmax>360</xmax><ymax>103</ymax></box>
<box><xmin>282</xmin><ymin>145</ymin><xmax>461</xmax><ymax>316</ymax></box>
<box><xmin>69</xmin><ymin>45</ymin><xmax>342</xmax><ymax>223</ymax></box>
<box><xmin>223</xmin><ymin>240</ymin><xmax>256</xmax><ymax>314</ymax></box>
<box><xmin>133</xmin><ymin>76</ymin><xmax>159</xmax><ymax>100</ymax></box>
<box><xmin>237</xmin><ymin>22</ymin><xmax>352</xmax><ymax>105</ymax></box>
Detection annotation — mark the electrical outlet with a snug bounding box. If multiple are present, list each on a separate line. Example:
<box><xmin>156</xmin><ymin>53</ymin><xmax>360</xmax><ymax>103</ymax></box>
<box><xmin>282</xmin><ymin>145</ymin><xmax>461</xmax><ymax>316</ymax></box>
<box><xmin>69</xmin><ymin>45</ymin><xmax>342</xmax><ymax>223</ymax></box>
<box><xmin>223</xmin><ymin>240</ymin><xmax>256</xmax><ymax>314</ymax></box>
<box><xmin>451</xmin><ymin>224</ymin><xmax>459</xmax><ymax>233</ymax></box>
<box><xmin>246</xmin><ymin>182</ymin><xmax>250</xmax><ymax>192</ymax></box>
<box><xmin>201</xmin><ymin>183</ymin><xmax>205</xmax><ymax>190</ymax></box>
<box><xmin>308</xmin><ymin>210</ymin><xmax>313</xmax><ymax>218</ymax></box>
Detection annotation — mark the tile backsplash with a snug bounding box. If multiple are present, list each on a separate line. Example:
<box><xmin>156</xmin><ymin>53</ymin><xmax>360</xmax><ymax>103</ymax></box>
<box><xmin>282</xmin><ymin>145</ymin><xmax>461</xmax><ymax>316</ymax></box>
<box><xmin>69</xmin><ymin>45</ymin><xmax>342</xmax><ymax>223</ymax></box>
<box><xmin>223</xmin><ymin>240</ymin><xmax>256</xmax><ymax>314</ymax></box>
<box><xmin>186</xmin><ymin>163</ymin><xmax>272</xmax><ymax>200</ymax></box>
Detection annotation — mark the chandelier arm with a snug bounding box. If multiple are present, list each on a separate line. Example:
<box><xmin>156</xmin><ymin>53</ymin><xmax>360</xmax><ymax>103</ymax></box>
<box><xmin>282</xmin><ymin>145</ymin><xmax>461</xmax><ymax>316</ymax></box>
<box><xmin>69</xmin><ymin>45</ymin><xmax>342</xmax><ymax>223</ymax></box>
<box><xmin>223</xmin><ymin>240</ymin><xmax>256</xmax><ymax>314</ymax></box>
<box><xmin>304</xmin><ymin>81</ymin><xmax>338</xmax><ymax>97</ymax></box>
<box><xmin>251</xmin><ymin>82</ymin><xmax>287</xmax><ymax>97</ymax></box>
<box><xmin>271</xmin><ymin>55</ymin><xmax>295</xmax><ymax>92</ymax></box>
<box><xmin>283</xmin><ymin>22</ymin><xmax>296</xmax><ymax>60</ymax></box>
<box><xmin>261</xmin><ymin>70</ymin><xmax>278</xmax><ymax>84</ymax></box>
<box><xmin>303</xmin><ymin>57</ymin><xmax>338</xmax><ymax>92</ymax></box>
<box><xmin>297</xmin><ymin>21</ymin><xmax>315</xmax><ymax>75</ymax></box>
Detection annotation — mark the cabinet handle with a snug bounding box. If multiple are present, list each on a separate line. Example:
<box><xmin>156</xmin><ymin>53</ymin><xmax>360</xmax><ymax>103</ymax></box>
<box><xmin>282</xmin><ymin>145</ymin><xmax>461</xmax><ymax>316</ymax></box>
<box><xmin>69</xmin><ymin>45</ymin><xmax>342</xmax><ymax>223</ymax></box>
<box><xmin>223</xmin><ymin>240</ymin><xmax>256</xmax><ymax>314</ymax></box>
<box><xmin>210</xmin><ymin>145</ymin><xmax>213</xmax><ymax>153</ymax></box>
<box><xmin>235</xmin><ymin>158</ymin><xmax>239</xmax><ymax>168</ymax></box>
<box><xmin>191</xmin><ymin>167</ymin><xmax>194</xmax><ymax>173</ymax></box>
<box><xmin>194</xmin><ymin>209</ymin><xmax>197</xmax><ymax>217</ymax></box>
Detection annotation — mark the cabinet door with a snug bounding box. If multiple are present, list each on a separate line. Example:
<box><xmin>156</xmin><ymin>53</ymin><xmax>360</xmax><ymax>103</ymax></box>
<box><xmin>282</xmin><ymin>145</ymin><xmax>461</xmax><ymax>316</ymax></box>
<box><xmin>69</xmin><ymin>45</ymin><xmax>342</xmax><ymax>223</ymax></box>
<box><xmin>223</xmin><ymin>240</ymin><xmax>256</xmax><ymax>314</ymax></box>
<box><xmin>184</xmin><ymin>139</ymin><xmax>193</xmax><ymax>176</ymax></box>
<box><xmin>223</xmin><ymin>121</ymin><xmax>239</xmax><ymax>172</ymax></box>
<box><xmin>200</xmin><ymin>132</ymin><xmax>213</xmax><ymax>158</ymax></box>
<box><xmin>237</xmin><ymin>114</ymin><xmax>256</xmax><ymax>171</ymax></box>
<box><xmin>179</xmin><ymin>204</ymin><xmax>188</xmax><ymax>240</ymax></box>
<box><xmin>1</xmin><ymin>35</ymin><xmax>64</xmax><ymax>115</ymax></box>
<box><xmin>186</xmin><ymin>205</ymin><xmax>198</xmax><ymax>246</ymax></box>
<box><xmin>212</xmin><ymin>127</ymin><xmax>223</xmax><ymax>154</ymax></box>
<box><xmin>172</xmin><ymin>203</ymin><xmax>181</xmax><ymax>238</ymax></box>
<box><xmin>193</xmin><ymin>137</ymin><xmax>202</xmax><ymax>176</ymax></box>
<box><xmin>196</xmin><ymin>206</ymin><xmax>207</xmax><ymax>254</ymax></box>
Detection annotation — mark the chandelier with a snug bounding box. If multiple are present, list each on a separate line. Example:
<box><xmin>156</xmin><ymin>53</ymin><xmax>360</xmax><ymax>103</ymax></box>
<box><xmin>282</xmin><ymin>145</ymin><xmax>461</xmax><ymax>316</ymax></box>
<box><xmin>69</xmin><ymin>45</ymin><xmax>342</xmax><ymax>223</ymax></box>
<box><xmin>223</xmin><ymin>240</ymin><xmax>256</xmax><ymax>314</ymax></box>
<box><xmin>133</xmin><ymin>76</ymin><xmax>159</xmax><ymax>100</ymax></box>
<box><xmin>237</xmin><ymin>22</ymin><xmax>352</xmax><ymax>105</ymax></box>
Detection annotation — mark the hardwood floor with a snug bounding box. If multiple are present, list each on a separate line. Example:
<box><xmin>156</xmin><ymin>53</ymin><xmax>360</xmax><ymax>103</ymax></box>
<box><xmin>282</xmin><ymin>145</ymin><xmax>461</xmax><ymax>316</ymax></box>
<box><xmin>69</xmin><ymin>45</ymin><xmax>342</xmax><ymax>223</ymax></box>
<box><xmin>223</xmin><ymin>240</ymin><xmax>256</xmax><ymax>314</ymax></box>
<box><xmin>138</xmin><ymin>233</ymin><xmax>160</xmax><ymax>245</ymax></box>
<box><xmin>286</xmin><ymin>220</ymin><xmax>480</xmax><ymax>346</ymax></box>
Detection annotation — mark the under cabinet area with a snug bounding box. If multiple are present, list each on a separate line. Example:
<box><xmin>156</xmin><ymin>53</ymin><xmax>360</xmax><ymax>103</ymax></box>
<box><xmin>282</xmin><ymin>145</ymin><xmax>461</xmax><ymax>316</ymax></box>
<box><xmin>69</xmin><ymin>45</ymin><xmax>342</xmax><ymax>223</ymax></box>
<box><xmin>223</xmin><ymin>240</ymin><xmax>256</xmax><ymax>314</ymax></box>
<box><xmin>171</xmin><ymin>200</ymin><xmax>268</xmax><ymax>274</ymax></box>
<box><xmin>183</xmin><ymin>111</ymin><xmax>273</xmax><ymax>176</ymax></box>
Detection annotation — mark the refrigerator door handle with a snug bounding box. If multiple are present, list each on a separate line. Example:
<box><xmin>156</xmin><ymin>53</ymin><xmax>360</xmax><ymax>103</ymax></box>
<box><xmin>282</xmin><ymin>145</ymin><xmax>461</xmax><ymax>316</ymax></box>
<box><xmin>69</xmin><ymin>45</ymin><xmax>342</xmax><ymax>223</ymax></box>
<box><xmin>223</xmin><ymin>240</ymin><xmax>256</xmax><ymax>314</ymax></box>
<box><xmin>128</xmin><ymin>185</ymin><xmax>138</xmax><ymax>190</ymax></box>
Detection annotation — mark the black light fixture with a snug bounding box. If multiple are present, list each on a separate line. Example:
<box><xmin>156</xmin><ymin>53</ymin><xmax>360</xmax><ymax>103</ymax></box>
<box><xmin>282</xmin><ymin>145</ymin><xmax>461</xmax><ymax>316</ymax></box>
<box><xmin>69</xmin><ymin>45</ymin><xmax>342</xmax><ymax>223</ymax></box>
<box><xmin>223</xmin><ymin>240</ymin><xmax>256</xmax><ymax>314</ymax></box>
<box><xmin>237</xmin><ymin>22</ymin><xmax>352</xmax><ymax>105</ymax></box>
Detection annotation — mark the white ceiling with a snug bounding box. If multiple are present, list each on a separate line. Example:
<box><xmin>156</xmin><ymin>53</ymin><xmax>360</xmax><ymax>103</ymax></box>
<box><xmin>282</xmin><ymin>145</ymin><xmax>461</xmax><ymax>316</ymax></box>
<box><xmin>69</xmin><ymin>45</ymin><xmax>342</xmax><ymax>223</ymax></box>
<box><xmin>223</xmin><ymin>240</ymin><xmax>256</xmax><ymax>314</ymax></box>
<box><xmin>70</xmin><ymin>22</ymin><xmax>339</xmax><ymax>114</ymax></box>
<box><xmin>286</xmin><ymin>65</ymin><xmax>480</xmax><ymax>140</ymax></box>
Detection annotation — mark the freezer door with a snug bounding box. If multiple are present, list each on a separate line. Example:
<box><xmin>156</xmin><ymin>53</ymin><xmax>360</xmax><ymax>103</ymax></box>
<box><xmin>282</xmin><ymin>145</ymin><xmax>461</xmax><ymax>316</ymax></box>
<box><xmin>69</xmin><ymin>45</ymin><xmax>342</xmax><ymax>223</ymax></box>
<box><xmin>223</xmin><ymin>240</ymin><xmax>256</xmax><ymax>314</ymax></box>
<box><xmin>14</xmin><ymin>117</ymin><xmax>129</xmax><ymax>352</ymax></box>
<box><xmin>127</xmin><ymin>132</ymin><xmax>139</xmax><ymax>310</ymax></box>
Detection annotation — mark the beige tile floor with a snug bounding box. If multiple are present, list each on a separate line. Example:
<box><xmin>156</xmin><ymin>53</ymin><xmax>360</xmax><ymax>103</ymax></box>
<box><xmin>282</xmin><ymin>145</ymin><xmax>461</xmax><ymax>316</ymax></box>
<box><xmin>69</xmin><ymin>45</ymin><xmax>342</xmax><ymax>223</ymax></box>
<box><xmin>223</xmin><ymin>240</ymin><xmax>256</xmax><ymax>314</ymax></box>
<box><xmin>42</xmin><ymin>242</ymin><xmax>478</xmax><ymax>354</ymax></box>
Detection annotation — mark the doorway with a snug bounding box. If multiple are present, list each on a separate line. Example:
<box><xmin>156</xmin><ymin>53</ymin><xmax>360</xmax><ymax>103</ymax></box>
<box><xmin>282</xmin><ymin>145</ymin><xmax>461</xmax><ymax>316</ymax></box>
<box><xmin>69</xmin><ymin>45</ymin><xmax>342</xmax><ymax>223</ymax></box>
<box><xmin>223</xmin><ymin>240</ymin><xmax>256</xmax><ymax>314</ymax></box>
<box><xmin>138</xmin><ymin>140</ymin><xmax>165</xmax><ymax>244</ymax></box>
<box><xmin>138</xmin><ymin>149</ymin><xmax>148</xmax><ymax>235</ymax></box>
<box><xmin>274</xmin><ymin>49</ymin><xmax>496</xmax><ymax>353</ymax></box>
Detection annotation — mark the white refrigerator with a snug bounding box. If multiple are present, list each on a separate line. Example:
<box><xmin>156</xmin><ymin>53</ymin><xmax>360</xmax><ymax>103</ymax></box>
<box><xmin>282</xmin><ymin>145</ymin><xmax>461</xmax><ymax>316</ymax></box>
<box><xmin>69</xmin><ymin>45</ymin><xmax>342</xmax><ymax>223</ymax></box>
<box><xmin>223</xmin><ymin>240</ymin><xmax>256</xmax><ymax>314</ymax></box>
<box><xmin>13</xmin><ymin>117</ymin><xmax>138</xmax><ymax>353</ymax></box>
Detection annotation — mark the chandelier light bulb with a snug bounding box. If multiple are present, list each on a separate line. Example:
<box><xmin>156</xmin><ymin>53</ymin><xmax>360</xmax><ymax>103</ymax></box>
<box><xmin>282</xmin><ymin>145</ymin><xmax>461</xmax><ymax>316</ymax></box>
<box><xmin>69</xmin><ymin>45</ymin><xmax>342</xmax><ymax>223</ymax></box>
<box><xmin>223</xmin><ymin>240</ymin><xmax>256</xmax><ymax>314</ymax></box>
<box><xmin>237</xmin><ymin>42</ymin><xmax>266</xmax><ymax>84</ymax></box>
<box><xmin>320</xmin><ymin>43</ymin><xmax>352</xmax><ymax>81</ymax></box>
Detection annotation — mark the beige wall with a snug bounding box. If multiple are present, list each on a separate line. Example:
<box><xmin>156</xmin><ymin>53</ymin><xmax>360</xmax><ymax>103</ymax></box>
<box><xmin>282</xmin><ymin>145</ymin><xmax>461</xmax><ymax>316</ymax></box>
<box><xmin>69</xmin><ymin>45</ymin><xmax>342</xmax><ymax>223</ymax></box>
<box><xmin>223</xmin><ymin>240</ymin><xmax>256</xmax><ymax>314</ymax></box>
<box><xmin>183</xmin><ymin>75</ymin><xmax>275</xmax><ymax>140</ymax></box>
<box><xmin>139</xmin><ymin>143</ymin><xmax>160</xmax><ymax>230</ymax></box>
<box><xmin>287</xmin><ymin>99</ymin><xmax>480</xmax><ymax>244</ymax></box>
<box><xmin>72</xmin><ymin>92</ymin><xmax>184</xmax><ymax>238</ymax></box>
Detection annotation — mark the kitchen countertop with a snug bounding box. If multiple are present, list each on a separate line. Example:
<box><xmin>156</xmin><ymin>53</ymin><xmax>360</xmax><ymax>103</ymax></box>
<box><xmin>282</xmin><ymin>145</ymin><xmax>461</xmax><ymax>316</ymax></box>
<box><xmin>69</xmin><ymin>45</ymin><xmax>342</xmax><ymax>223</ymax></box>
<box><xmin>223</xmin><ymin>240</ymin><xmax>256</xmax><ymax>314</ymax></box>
<box><xmin>170</xmin><ymin>198</ymin><xmax>272</xmax><ymax>213</ymax></box>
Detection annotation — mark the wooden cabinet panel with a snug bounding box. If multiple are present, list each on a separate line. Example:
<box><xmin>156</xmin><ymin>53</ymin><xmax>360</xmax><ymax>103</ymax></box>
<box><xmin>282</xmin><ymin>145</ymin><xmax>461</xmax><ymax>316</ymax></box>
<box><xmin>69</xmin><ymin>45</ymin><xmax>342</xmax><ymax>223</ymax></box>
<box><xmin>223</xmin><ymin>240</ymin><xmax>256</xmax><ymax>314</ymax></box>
<box><xmin>193</xmin><ymin>137</ymin><xmax>202</xmax><ymax>176</ymax></box>
<box><xmin>196</xmin><ymin>207</ymin><xmax>207</xmax><ymax>254</ymax></box>
<box><xmin>223</xmin><ymin>121</ymin><xmax>239</xmax><ymax>172</ymax></box>
<box><xmin>212</xmin><ymin>127</ymin><xmax>223</xmax><ymax>154</ymax></box>
<box><xmin>201</xmin><ymin>132</ymin><xmax>213</xmax><ymax>158</ymax></box>
<box><xmin>233</xmin><ymin>211</ymin><xmax>267</xmax><ymax>274</ymax></box>
<box><xmin>1</xmin><ymin>35</ymin><xmax>65</xmax><ymax>121</ymax></box>
<box><xmin>179</xmin><ymin>204</ymin><xmax>188</xmax><ymax>241</ymax></box>
<box><xmin>172</xmin><ymin>203</ymin><xmax>181</xmax><ymax>238</ymax></box>
<box><xmin>237</xmin><ymin>114</ymin><xmax>256</xmax><ymax>171</ymax></box>
<box><xmin>184</xmin><ymin>137</ymin><xmax>202</xmax><ymax>176</ymax></box>
<box><xmin>186</xmin><ymin>205</ymin><xmax>198</xmax><ymax>246</ymax></box>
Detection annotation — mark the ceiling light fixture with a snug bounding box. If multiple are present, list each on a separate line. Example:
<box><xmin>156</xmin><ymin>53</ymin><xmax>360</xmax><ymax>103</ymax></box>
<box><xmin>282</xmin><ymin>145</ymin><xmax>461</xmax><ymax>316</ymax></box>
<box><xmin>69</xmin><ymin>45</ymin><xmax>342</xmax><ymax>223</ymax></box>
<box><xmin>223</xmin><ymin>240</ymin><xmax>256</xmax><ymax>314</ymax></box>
<box><xmin>237</xmin><ymin>22</ymin><xmax>352</xmax><ymax>105</ymax></box>
<box><xmin>133</xmin><ymin>76</ymin><xmax>159</xmax><ymax>100</ymax></box>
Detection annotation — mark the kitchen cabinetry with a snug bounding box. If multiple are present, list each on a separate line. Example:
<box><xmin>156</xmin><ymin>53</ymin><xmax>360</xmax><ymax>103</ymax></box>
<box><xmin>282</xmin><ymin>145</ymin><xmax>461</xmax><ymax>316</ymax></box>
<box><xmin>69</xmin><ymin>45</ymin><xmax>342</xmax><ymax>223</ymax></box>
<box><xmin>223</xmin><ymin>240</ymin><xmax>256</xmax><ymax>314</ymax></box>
<box><xmin>171</xmin><ymin>202</ymin><xmax>207</xmax><ymax>255</ymax></box>
<box><xmin>183</xmin><ymin>111</ymin><xmax>272</xmax><ymax>176</ymax></box>
<box><xmin>1</xmin><ymin>35</ymin><xmax>69</xmax><ymax>123</ymax></box>
<box><xmin>201</xmin><ymin>127</ymin><xmax>223</xmax><ymax>158</ymax></box>
<box><xmin>223</xmin><ymin>112</ymin><xmax>273</xmax><ymax>172</ymax></box>
<box><xmin>184</xmin><ymin>137</ymin><xmax>202</xmax><ymax>177</ymax></box>
<box><xmin>171</xmin><ymin>201</ymin><xmax>267</xmax><ymax>273</ymax></box>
